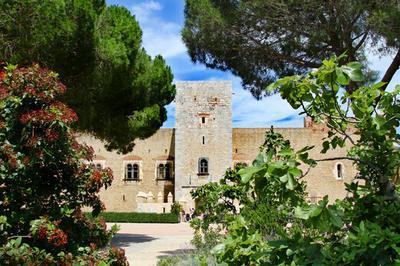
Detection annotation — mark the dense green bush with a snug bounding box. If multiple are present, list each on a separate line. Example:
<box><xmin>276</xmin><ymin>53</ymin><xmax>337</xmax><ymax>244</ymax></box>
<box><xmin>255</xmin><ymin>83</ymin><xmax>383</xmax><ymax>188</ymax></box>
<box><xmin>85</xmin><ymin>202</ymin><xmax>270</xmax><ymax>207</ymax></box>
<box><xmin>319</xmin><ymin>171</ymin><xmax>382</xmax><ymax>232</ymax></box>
<box><xmin>87</xmin><ymin>212</ymin><xmax>179</xmax><ymax>223</ymax></box>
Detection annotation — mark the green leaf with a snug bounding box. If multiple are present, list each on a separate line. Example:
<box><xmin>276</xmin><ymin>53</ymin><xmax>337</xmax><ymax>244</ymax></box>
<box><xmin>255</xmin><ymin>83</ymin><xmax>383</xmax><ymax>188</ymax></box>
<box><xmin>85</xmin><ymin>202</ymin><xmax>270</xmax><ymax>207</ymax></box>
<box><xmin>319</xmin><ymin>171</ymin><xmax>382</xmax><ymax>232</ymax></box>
<box><xmin>239</xmin><ymin>166</ymin><xmax>262</xmax><ymax>183</ymax></box>
<box><xmin>211</xmin><ymin>243</ymin><xmax>226</xmax><ymax>255</ymax></box>
<box><xmin>321</xmin><ymin>141</ymin><xmax>330</xmax><ymax>153</ymax></box>
<box><xmin>295</xmin><ymin>204</ymin><xmax>323</xmax><ymax>219</ymax></box>
<box><xmin>286</xmin><ymin>248</ymin><xmax>294</xmax><ymax>256</ymax></box>
<box><xmin>286</xmin><ymin>174</ymin><xmax>297</xmax><ymax>190</ymax></box>
<box><xmin>289</xmin><ymin>167</ymin><xmax>302</xmax><ymax>178</ymax></box>
<box><xmin>335</xmin><ymin>68</ymin><xmax>349</xmax><ymax>85</ymax></box>
<box><xmin>279</xmin><ymin>173</ymin><xmax>288</xmax><ymax>183</ymax></box>
<box><xmin>14</xmin><ymin>237</ymin><xmax>21</xmax><ymax>247</ymax></box>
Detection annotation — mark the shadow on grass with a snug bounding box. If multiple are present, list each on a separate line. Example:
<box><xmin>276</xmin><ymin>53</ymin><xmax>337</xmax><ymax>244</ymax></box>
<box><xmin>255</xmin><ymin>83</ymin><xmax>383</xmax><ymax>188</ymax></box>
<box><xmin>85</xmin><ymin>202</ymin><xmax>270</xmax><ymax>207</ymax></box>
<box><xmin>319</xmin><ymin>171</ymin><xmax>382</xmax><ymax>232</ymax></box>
<box><xmin>111</xmin><ymin>233</ymin><xmax>157</xmax><ymax>247</ymax></box>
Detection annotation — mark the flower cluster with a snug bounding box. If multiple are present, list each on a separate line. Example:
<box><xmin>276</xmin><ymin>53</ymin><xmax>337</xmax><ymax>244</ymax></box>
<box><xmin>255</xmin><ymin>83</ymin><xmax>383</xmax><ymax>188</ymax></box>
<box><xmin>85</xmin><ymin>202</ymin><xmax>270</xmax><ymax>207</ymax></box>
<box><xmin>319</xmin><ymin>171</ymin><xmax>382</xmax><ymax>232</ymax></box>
<box><xmin>36</xmin><ymin>225</ymin><xmax>68</xmax><ymax>248</ymax></box>
<box><xmin>108</xmin><ymin>246</ymin><xmax>127</xmax><ymax>265</ymax></box>
<box><xmin>0</xmin><ymin>144</ymin><xmax>18</xmax><ymax>169</ymax></box>
<box><xmin>50</xmin><ymin>101</ymin><xmax>78</xmax><ymax>123</ymax></box>
<box><xmin>48</xmin><ymin>228</ymin><xmax>68</xmax><ymax>247</ymax></box>
<box><xmin>10</xmin><ymin>65</ymin><xmax>66</xmax><ymax>98</ymax></box>
<box><xmin>72</xmin><ymin>141</ymin><xmax>95</xmax><ymax>161</ymax></box>
<box><xmin>19</xmin><ymin>109</ymin><xmax>56</xmax><ymax>125</ymax></box>
<box><xmin>0</xmin><ymin>70</ymin><xmax>5</xmax><ymax>81</ymax></box>
<box><xmin>45</xmin><ymin>128</ymin><xmax>60</xmax><ymax>142</ymax></box>
<box><xmin>19</xmin><ymin>102</ymin><xmax>78</xmax><ymax>125</ymax></box>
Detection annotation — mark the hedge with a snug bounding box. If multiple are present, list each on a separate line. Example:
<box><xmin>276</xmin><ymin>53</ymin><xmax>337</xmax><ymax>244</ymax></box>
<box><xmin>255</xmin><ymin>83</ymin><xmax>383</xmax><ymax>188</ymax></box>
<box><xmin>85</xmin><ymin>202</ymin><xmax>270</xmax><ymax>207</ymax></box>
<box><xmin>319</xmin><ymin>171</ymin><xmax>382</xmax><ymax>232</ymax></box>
<box><xmin>86</xmin><ymin>212</ymin><xmax>179</xmax><ymax>223</ymax></box>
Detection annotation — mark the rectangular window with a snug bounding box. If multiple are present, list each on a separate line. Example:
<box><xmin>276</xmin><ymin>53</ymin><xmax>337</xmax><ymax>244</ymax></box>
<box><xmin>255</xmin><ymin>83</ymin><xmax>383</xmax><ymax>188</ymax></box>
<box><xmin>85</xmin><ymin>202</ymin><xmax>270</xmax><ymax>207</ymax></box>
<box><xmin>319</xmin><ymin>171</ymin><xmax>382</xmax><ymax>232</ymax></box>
<box><xmin>201</xmin><ymin>117</ymin><xmax>206</xmax><ymax>124</ymax></box>
<box><xmin>125</xmin><ymin>162</ymin><xmax>140</xmax><ymax>181</ymax></box>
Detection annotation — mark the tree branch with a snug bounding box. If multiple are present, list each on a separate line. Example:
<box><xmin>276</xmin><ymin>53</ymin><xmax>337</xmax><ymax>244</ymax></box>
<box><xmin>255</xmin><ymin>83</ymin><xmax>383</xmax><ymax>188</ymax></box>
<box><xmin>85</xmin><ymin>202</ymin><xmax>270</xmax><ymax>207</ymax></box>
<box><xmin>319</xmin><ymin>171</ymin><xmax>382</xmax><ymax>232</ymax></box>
<box><xmin>381</xmin><ymin>49</ymin><xmax>400</xmax><ymax>91</ymax></box>
<box><xmin>316</xmin><ymin>157</ymin><xmax>359</xmax><ymax>162</ymax></box>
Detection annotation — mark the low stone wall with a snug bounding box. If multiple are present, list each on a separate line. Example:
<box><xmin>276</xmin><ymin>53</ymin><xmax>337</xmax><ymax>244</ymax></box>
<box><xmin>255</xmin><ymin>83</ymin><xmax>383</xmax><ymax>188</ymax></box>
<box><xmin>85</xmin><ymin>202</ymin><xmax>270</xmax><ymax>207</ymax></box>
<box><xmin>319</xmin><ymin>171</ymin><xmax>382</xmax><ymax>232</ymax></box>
<box><xmin>136</xmin><ymin>203</ymin><xmax>172</xmax><ymax>213</ymax></box>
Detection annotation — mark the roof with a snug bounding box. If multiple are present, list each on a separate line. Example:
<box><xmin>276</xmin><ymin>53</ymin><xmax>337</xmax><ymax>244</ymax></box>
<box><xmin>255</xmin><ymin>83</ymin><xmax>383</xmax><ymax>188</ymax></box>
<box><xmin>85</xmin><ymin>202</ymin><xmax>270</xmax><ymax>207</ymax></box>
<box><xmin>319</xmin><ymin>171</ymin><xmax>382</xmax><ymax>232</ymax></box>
<box><xmin>122</xmin><ymin>155</ymin><xmax>143</xmax><ymax>161</ymax></box>
<box><xmin>93</xmin><ymin>154</ymin><xmax>106</xmax><ymax>160</ymax></box>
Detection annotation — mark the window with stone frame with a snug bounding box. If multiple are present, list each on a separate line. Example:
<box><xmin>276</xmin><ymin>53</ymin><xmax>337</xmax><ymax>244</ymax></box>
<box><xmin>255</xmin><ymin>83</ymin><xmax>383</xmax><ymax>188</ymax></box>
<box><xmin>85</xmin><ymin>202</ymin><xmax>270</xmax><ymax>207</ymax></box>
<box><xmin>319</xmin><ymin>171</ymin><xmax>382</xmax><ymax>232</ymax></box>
<box><xmin>198</xmin><ymin>157</ymin><xmax>209</xmax><ymax>174</ymax></box>
<box><xmin>157</xmin><ymin>162</ymin><xmax>173</xmax><ymax>180</ymax></box>
<box><xmin>125</xmin><ymin>162</ymin><xmax>140</xmax><ymax>181</ymax></box>
<box><xmin>89</xmin><ymin>160</ymin><xmax>105</xmax><ymax>171</ymax></box>
<box><xmin>335</xmin><ymin>162</ymin><xmax>344</xmax><ymax>180</ymax></box>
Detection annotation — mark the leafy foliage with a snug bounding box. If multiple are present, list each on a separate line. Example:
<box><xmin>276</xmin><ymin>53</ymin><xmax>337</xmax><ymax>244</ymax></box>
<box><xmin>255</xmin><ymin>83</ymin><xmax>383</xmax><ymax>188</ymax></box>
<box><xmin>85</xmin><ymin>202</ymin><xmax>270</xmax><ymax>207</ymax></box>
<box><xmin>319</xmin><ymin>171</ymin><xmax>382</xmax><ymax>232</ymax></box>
<box><xmin>0</xmin><ymin>64</ymin><xmax>127</xmax><ymax>264</ymax></box>
<box><xmin>183</xmin><ymin>0</ymin><xmax>400</xmax><ymax>96</ymax></box>
<box><xmin>191</xmin><ymin>58</ymin><xmax>400</xmax><ymax>265</ymax></box>
<box><xmin>0</xmin><ymin>0</ymin><xmax>175</xmax><ymax>153</ymax></box>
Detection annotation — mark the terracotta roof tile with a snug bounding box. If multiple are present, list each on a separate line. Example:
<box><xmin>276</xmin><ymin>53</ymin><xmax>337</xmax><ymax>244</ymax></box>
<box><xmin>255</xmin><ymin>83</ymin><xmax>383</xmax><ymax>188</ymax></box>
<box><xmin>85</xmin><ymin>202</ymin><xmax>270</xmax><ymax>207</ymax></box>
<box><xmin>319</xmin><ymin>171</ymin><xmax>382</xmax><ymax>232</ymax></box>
<box><xmin>122</xmin><ymin>155</ymin><xmax>142</xmax><ymax>161</ymax></box>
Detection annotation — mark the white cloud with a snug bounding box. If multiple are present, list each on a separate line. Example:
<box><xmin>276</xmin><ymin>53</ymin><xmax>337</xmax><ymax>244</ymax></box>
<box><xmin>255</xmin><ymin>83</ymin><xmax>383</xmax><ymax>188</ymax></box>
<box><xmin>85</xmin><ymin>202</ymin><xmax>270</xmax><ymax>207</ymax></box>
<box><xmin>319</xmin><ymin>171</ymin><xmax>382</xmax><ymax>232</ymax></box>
<box><xmin>131</xmin><ymin>1</ymin><xmax>186</xmax><ymax>59</ymax></box>
<box><xmin>231</xmin><ymin>76</ymin><xmax>303</xmax><ymax>128</ymax></box>
<box><xmin>131</xmin><ymin>1</ymin><xmax>162</xmax><ymax>21</ymax></box>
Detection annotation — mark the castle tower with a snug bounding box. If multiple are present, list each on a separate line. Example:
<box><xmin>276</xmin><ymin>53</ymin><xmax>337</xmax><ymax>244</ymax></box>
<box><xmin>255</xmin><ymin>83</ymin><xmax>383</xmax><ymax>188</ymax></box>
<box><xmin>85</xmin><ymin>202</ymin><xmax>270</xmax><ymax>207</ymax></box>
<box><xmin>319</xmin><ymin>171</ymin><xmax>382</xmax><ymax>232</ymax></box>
<box><xmin>174</xmin><ymin>81</ymin><xmax>232</xmax><ymax>208</ymax></box>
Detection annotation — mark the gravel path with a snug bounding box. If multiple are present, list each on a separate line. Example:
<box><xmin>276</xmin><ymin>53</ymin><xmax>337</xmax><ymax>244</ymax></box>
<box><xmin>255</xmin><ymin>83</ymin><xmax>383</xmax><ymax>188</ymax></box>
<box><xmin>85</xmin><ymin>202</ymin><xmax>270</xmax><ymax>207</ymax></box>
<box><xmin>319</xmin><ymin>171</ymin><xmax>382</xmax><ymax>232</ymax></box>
<box><xmin>109</xmin><ymin>223</ymin><xmax>194</xmax><ymax>266</ymax></box>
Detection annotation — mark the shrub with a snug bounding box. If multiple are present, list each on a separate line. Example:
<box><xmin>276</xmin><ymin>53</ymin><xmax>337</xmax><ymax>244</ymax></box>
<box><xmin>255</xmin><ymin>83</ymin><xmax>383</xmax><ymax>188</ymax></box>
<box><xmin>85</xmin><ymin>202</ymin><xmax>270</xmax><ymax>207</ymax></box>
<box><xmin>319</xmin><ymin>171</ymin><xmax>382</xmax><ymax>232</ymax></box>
<box><xmin>0</xmin><ymin>64</ymin><xmax>127</xmax><ymax>264</ymax></box>
<box><xmin>86</xmin><ymin>212</ymin><xmax>179</xmax><ymax>223</ymax></box>
<box><xmin>170</xmin><ymin>202</ymin><xmax>183</xmax><ymax>216</ymax></box>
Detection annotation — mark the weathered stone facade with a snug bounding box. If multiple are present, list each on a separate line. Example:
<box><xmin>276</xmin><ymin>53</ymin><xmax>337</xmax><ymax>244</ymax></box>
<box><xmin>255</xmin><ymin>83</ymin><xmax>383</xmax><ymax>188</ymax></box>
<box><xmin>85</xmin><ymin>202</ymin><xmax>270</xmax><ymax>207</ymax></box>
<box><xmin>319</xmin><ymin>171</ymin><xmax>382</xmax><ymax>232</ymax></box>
<box><xmin>174</xmin><ymin>81</ymin><xmax>232</xmax><ymax>205</ymax></box>
<box><xmin>78</xmin><ymin>81</ymin><xmax>356</xmax><ymax>212</ymax></box>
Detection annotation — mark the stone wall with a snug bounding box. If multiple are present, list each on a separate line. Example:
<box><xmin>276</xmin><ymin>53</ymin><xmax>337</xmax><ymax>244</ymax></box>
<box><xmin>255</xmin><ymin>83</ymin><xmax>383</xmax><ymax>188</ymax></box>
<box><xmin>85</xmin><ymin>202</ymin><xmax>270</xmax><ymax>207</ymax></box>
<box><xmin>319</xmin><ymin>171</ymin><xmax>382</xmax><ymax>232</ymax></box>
<box><xmin>174</xmin><ymin>81</ymin><xmax>232</xmax><ymax>208</ymax></box>
<box><xmin>77</xmin><ymin>129</ymin><xmax>175</xmax><ymax>212</ymax></box>
<box><xmin>233</xmin><ymin>125</ymin><xmax>357</xmax><ymax>202</ymax></box>
<box><xmin>77</xmin><ymin>81</ymin><xmax>357</xmax><ymax>212</ymax></box>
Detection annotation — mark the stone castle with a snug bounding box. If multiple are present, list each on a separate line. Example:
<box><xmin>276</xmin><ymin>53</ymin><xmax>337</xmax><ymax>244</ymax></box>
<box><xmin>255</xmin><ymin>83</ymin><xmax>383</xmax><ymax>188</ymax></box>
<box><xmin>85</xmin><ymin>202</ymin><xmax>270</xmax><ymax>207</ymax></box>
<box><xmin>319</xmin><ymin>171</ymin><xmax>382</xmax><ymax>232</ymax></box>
<box><xmin>78</xmin><ymin>81</ymin><xmax>356</xmax><ymax>213</ymax></box>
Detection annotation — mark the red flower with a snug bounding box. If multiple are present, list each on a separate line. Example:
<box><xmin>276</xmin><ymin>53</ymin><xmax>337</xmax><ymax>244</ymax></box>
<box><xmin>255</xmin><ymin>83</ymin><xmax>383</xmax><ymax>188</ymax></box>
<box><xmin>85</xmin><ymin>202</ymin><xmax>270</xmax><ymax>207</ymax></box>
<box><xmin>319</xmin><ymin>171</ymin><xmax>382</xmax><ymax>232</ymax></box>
<box><xmin>46</xmin><ymin>129</ymin><xmax>59</xmax><ymax>141</ymax></box>
<box><xmin>0</xmin><ymin>71</ymin><xmax>6</xmax><ymax>81</ymax></box>
<box><xmin>37</xmin><ymin>226</ymin><xmax>48</xmax><ymax>240</ymax></box>
<box><xmin>48</xmin><ymin>228</ymin><xmax>68</xmax><ymax>247</ymax></box>
<box><xmin>91</xmin><ymin>171</ymin><xmax>102</xmax><ymax>183</ymax></box>
<box><xmin>22</xmin><ymin>156</ymin><xmax>30</xmax><ymax>165</ymax></box>
<box><xmin>24</xmin><ymin>86</ymin><xmax>36</xmax><ymax>95</ymax></box>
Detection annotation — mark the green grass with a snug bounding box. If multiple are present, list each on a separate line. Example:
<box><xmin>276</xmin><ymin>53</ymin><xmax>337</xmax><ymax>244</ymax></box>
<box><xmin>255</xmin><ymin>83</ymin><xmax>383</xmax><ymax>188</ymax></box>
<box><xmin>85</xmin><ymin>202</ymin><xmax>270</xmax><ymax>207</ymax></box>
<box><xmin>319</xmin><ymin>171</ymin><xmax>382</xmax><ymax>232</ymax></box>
<box><xmin>86</xmin><ymin>212</ymin><xmax>179</xmax><ymax>223</ymax></box>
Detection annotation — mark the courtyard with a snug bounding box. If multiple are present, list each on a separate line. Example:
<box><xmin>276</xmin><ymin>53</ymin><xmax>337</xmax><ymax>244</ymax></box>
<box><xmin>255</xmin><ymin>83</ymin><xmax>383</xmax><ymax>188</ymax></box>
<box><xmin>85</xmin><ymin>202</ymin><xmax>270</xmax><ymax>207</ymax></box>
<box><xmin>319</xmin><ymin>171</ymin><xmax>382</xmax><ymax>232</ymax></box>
<box><xmin>110</xmin><ymin>223</ymin><xmax>194</xmax><ymax>266</ymax></box>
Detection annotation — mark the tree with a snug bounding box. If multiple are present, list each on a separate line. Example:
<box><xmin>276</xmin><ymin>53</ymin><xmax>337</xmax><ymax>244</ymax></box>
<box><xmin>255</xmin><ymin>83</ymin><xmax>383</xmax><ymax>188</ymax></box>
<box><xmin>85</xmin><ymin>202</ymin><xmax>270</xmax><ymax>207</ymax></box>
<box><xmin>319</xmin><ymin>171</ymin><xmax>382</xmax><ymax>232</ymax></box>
<box><xmin>0</xmin><ymin>0</ymin><xmax>175</xmax><ymax>153</ymax></box>
<box><xmin>0</xmin><ymin>64</ymin><xmax>127</xmax><ymax>264</ymax></box>
<box><xmin>182</xmin><ymin>0</ymin><xmax>400</xmax><ymax>97</ymax></box>
<box><xmin>192</xmin><ymin>59</ymin><xmax>400</xmax><ymax>265</ymax></box>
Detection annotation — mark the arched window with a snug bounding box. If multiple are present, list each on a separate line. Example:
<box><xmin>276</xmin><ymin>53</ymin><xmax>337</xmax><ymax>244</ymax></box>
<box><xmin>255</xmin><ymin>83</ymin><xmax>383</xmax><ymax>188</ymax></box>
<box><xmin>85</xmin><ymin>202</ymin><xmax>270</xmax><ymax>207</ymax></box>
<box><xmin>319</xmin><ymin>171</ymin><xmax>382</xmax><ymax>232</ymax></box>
<box><xmin>335</xmin><ymin>163</ymin><xmax>344</xmax><ymax>180</ymax></box>
<box><xmin>198</xmin><ymin>158</ymin><xmax>209</xmax><ymax>174</ymax></box>
<box><xmin>157</xmin><ymin>163</ymin><xmax>172</xmax><ymax>180</ymax></box>
<box><xmin>89</xmin><ymin>161</ymin><xmax>104</xmax><ymax>171</ymax></box>
<box><xmin>158</xmin><ymin>164</ymin><xmax>165</xmax><ymax>179</ymax></box>
<box><xmin>126</xmin><ymin>163</ymin><xmax>140</xmax><ymax>180</ymax></box>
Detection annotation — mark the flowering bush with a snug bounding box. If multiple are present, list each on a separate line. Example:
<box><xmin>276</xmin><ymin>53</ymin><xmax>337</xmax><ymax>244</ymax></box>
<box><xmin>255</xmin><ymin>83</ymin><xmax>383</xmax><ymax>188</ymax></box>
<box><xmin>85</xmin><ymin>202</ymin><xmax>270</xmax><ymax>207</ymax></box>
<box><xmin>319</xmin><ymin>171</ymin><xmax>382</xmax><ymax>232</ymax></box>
<box><xmin>0</xmin><ymin>64</ymin><xmax>127</xmax><ymax>264</ymax></box>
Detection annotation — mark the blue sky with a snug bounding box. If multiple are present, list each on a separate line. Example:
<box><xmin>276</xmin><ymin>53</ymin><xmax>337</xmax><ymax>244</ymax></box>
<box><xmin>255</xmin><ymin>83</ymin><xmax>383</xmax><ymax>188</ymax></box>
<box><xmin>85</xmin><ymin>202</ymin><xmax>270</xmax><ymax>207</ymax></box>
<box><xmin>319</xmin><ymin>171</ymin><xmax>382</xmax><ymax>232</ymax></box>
<box><xmin>106</xmin><ymin>0</ymin><xmax>400</xmax><ymax>128</ymax></box>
